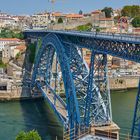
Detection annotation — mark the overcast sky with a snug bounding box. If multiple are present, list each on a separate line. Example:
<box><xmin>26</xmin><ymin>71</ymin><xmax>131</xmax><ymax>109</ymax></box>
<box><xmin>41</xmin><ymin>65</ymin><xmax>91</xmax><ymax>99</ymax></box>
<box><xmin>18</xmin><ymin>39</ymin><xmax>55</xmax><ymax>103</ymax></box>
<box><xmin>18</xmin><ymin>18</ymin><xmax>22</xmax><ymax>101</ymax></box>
<box><xmin>0</xmin><ymin>0</ymin><xmax>140</xmax><ymax>15</ymax></box>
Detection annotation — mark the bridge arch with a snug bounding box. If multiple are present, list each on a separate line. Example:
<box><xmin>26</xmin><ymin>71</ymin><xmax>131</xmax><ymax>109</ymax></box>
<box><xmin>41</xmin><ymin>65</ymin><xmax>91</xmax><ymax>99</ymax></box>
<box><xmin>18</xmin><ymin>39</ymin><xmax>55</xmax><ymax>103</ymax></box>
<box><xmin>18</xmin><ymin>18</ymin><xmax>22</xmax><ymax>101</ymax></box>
<box><xmin>31</xmin><ymin>32</ymin><xmax>111</xmax><ymax>133</ymax></box>
<box><xmin>31</xmin><ymin>33</ymin><xmax>80</xmax><ymax>130</ymax></box>
<box><xmin>24</xmin><ymin>30</ymin><xmax>140</xmax><ymax>139</ymax></box>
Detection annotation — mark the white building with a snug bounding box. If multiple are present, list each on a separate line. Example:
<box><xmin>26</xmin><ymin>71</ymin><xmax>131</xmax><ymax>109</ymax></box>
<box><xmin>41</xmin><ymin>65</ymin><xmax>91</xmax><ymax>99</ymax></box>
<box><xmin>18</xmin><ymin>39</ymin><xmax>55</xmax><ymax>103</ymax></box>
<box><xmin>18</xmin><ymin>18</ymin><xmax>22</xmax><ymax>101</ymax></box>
<box><xmin>0</xmin><ymin>12</ymin><xmax>17</xmax><ymax>28</ymax></box>
<box><xmin>31</xmin><ymin>13</ymin><xmax>50</xmax><ymax>29</ymax></box>
<box><xmin>3</xmin><ymin>44</ymin><xmax>17</xmax><ymax>59</ymax></box>
<box><xmin>3</xmin><ymin>44</ymin><xmax>26</xmax><ymax>61</ymax></box>
<box><xmin>0</xmin><ymin>38</ymin><xmax>21</xmax><ymax>51</ymax></box>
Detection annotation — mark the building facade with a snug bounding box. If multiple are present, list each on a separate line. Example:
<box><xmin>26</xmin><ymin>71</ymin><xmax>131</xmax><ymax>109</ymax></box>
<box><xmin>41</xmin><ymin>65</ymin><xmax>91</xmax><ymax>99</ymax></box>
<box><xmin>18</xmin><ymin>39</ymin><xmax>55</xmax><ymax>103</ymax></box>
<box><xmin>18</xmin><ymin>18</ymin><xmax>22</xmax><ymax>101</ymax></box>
<box><xmin>0</xmin><ymin>38</ymin><xmax>21</xmax><ymax>51</ymax></box>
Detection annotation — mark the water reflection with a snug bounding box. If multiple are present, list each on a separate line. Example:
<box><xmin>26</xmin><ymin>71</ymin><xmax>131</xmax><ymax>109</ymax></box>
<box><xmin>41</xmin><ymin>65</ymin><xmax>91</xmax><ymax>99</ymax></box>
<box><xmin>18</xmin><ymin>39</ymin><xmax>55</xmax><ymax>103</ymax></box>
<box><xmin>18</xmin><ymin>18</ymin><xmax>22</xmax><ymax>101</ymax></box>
<box><xmin>0</xmin><ymin>99</ymin><xmax>63</xmax><ymax>140</ymax></box>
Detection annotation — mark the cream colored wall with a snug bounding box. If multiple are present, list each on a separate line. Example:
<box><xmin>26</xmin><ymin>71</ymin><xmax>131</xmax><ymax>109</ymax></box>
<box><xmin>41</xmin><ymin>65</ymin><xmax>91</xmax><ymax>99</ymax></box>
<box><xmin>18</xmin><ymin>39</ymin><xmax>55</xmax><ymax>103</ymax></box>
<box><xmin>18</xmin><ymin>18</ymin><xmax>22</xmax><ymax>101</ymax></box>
<box><xmin>13</xmin><ymin>49</ymin><xmax>20</xmax><ymax>58</ymax></box>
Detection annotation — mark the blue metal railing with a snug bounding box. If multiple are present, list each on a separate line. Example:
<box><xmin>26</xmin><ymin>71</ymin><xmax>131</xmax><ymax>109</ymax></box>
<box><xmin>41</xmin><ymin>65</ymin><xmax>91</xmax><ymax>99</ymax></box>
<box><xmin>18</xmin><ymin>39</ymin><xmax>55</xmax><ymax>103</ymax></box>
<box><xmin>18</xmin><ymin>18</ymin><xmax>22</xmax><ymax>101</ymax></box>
<box><xmin>24</xmin><ymin>29</ymin><xmax>140</xmax><ymax>43</ymax></box>
<box><xmin>46</xmin><ymin>83</ymin><xmax>67</xmax><ymax>109</ymax></box>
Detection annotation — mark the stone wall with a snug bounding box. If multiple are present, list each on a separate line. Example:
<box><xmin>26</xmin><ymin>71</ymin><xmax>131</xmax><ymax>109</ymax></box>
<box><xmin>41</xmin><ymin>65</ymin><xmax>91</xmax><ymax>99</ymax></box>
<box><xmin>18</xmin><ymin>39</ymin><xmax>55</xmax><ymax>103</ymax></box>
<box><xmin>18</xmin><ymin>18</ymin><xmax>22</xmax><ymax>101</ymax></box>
<box><xmin>109</xmin><ymin>77</ymin><xmax>139</xmax><ymax>90</ymax></box>
<box><xmin>49</xmin><ymin>17</ymin><xmax>94</xmax><ymax>30</ymax></box>
<box><xmin>0</xmin><ymin>87</ymin><xmax>31</xmax><ymax>100</ymax></box>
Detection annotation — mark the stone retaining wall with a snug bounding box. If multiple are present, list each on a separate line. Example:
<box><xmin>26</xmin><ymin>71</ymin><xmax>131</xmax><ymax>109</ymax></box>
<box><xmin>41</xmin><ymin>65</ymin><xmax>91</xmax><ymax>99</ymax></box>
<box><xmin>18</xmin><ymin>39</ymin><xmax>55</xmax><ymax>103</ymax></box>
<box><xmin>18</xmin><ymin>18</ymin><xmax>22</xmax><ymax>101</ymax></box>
<box><xmin>109</xmin><ymin>77</ymin><xmax>139</xmax><ymax>90</ymax></box>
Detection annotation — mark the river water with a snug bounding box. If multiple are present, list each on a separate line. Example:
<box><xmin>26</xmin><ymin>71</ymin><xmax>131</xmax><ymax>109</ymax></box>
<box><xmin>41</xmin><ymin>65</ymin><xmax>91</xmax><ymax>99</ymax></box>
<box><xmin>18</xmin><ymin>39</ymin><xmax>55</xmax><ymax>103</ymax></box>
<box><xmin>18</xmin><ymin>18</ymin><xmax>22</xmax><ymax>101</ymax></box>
<box><xmin>0</xmin><ymin>89</ymin><xmax>137</xmax><ymax>140</ymax></box>
<box><xmin>111</xmin><ymin>89</ymin><xmax>137</xmax><ymax>136</ymax></box>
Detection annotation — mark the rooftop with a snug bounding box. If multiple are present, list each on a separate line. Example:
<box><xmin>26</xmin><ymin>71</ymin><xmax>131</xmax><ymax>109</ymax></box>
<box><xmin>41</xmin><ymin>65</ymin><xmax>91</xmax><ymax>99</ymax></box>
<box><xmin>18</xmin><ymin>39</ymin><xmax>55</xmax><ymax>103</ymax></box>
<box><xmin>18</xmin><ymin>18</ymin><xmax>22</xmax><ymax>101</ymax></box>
<box><xmin>91</xmin><ymin>10</ymin><xmax>101</xmax><ymax>14</ymax></box>
<box><xmin>66</xmin><ymin>14</ymin><xmax>84</xmax><ymax>18</ymax></box>
<box><xmin>15</xmin><ymin>45</ymin><xmax>26</xmax><ymax>51</ymax></box>
<box><xmin>0</xmin><ymin>38</ymin><xmax>21</xmax><ymax>41</ymax></box>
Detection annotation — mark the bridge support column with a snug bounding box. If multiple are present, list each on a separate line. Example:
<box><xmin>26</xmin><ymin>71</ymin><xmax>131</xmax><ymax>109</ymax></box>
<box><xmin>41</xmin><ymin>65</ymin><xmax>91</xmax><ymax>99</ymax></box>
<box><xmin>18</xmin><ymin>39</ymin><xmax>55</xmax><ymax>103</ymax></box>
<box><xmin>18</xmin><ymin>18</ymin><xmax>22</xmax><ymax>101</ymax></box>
<box><xmin>85</xmin><ymin>51</ymin><xmax>112</xmax><ymax>126</ymax></box>
<box><xmin>131</xmin><ymin>79</ymin><xmax>140</xmax><ymax>139</ymax></box>
<box><xmin>85</xmin><ymin>50</ymin><xmax>95</xmax><ymax>127</ymax></box>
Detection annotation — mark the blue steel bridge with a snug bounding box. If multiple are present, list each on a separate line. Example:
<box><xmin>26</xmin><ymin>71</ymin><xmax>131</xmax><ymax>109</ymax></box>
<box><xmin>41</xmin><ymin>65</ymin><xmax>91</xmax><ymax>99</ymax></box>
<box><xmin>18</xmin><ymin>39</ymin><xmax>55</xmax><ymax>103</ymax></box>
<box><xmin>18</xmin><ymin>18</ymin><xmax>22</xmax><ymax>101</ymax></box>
<box><xmin>24</xmin><ymin>30</ymin><xmax>140</xmax><ymax>139</ymax></box>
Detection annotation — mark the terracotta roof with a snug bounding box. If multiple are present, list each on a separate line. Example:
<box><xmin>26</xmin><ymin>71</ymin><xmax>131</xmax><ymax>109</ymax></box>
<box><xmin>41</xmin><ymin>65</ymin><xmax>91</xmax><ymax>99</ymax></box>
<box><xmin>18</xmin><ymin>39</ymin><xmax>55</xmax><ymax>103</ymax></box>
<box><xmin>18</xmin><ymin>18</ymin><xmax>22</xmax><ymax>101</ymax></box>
<box><xmin>128</xmin><ymin>61</ymin><xmax>133</xmax><ymax>65</ymax></box>
<box><xmin>53</xmin><ymin>12</ymin><xmax>62</xmax><ymax>17</ymax></box>
<box><xmin>91</xmin><ymin>10</ymin><xmax>101</xmax><ymax>14</ymax></box>
<box><xmin>111</xmin><ymin>65</ymin><xmax>120</xmax><ymax>69</ymax></box>
<box><xmin>15</xmin><ymin>45</ymin><xmax>26</xmax><ymax>51</ymax></box>
<box><xmin>66</xmin><ymin>14</ymin><xmax>83</xmax><ymax>18</ymax></box>
<box><xmin>0</xmin><ymin>38</ymin><xmax>21</xmax><ymax>41</ymax></box>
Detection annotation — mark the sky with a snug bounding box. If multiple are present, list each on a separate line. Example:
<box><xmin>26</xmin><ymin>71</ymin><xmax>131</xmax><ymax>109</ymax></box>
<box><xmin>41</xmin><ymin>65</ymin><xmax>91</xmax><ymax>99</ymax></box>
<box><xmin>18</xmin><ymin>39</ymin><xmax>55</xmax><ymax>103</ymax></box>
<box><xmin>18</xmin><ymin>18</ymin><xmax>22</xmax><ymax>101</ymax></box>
<box><xmin>0</xmin><ymin>0</ymin><xmax>140</xmax><ymax>15</ymax></box>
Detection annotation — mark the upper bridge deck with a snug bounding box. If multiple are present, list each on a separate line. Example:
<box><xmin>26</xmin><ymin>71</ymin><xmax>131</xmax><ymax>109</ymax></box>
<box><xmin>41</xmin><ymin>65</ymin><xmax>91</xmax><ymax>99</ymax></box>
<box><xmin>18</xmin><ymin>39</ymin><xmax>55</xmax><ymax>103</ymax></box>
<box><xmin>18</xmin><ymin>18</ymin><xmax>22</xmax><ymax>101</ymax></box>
<box><xmin>24</xmin><ymin>30</ymin><xmax>140</xmax><ymax>63</ymax></box>
<box><xmin>24</xmin><ymin>30</ymin><xmax>140</xmax><ymax>43</ymax></box>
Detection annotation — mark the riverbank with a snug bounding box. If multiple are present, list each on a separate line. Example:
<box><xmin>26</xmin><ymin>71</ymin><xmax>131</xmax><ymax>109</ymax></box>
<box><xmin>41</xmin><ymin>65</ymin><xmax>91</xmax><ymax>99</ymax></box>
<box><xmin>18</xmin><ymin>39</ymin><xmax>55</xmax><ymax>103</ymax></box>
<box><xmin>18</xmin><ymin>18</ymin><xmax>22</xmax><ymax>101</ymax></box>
<box><xmin>0</xmin><ymin>86</ymin><xmax>43</xmax><ymax>101</ymax></box>
<box><xmin>0</xmin><ymin>76</ymin><xmax>139</xmax><ymax>101</ymax></box>
<box><xmin>0</xmin><ymin>89</ymin><xmax>137</xmax><ymax>140</ymax></box>
<box><xmin>109</xmin><ymin>76</ymin><xmax>139</xmax><ymax>90</ymax></box>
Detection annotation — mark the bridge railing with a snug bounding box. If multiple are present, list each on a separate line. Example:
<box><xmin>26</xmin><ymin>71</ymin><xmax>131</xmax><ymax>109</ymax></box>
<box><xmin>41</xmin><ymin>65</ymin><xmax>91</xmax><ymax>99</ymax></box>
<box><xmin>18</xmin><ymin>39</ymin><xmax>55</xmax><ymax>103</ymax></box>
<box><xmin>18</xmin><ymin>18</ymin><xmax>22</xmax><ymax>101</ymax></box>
<box><xmin>24</xmin><ymin>29</ymin><xmax>140</xmax><ymax>43</ymax></box>
<box><xmin>63</xmin><ymin>127</ymin><xmax>90</xmax><ymax>140</ymax></box>
<box><xmin>94</xmin><ymin>32</ymin><xmax>140</xmax><ymax>42</ymax></box>
<box><xmin>53</xmin><ymin>30</ymin><xmax>140</xmax><ymax>42</ymax></box>
<box><xmin>46</xmin><ymin>83</ymin><xmax>66</xmax><ymax>108</ymax></box>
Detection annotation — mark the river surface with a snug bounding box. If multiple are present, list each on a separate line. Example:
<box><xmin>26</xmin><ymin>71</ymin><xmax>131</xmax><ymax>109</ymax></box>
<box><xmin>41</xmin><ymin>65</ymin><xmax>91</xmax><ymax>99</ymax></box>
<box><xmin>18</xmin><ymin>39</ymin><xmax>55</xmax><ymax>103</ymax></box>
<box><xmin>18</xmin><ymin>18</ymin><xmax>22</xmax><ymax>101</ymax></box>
<box><xmin>0</xmin><ymin>89</ymin><xmax>137</xmax><ymax>140</ymax></box>
<box><xmin>111</xmin><ymin>89</ymin><xmax>137</xmax><ymax>137</ymax></box>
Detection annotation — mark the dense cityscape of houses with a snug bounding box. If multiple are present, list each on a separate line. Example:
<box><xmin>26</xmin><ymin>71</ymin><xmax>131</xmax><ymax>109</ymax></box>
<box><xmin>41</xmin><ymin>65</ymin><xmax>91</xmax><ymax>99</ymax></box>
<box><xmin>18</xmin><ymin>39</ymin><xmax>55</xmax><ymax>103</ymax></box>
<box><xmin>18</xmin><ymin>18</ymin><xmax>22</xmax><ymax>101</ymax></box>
<box><xmin>0</xmin><ymin>9</ymin><xmax>139</xmax><ymax>34</ymax></box>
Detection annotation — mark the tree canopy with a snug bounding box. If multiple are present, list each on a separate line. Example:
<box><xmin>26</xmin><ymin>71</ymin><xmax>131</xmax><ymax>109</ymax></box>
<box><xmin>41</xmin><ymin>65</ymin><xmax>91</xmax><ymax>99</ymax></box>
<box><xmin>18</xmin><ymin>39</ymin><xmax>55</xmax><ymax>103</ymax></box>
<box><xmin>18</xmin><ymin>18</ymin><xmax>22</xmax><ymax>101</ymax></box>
<box><xmin>76</xmin><ymin>23</ymin><xmax>92</xmax><ymax>31</ymax></box>
<box><xmin>27</xmin><ymin>43</ymin><xmax>36</xmax><ymax>64</ymax></box>
<box><xmin>121</xmin><ymin>5</ymin><xmax>140</xmax><ymax>18</ymax></box>
<box><xmin>0</xmin><ymin>28</ymin><xmax>24</xmax><ymax>39</ymax></box>
<box><xmin>58</xmin><ymin>18</ymin><xmax>63</xmax><ymax>24</ymax></box>
<box><xmin>16</xmin><ymin>130</ymin><xmax>41</xmax><ymax>140</ymax></box>
<box><xmin>101</xmin><ymin>7</ymin><xmax>113</xmax><ymax>18</ymax></box>
<box><xmin>132</xmin><ymin>16</ymin><xmax>140</xmax><ymax>27</ymax></box>
<box><xmin>0</xmin><ymin>60</ymin><xmax>6</xmax><ymax>68</ymax></box>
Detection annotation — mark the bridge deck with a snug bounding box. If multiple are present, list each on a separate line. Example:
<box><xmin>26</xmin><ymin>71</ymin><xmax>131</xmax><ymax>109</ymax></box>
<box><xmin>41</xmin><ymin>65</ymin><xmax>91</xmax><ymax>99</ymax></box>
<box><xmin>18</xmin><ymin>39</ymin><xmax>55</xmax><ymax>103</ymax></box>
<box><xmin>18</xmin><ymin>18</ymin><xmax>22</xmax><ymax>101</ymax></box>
<box><xmin>42</xmin><ymin>87</ymin><xmax>67</xmax><ymax>119</ymax></box>
<box><xmin>24</xmin><ymin>30</ymin><xmax>140</xmax><ymax>64</ymax></box>
<box><xmin>47</xmin><ymin>91</ymin><xmax>67</xmax><ymax>118</ymax></box>
<box><xmin>24</xmin><ymin>30</ymin><xmax>140</xmax><ymax>43</ymax></box>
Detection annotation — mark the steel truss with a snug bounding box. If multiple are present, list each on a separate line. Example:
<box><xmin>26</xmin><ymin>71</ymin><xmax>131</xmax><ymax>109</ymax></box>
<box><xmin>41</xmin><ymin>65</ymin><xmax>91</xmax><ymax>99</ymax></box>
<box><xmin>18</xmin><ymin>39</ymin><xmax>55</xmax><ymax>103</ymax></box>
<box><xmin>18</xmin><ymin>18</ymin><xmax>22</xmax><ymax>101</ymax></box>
<box><xmin>31</xmin><ymin>34</ymin><xmax>112</xmax><ymax>139</ymax></box>
<box><xmin>31</xmin><ymin>33</ymin><xmax>80</xmax><ymax>135</ymax></box>
<box><xmin>84</xmin><ymin>50</ymin><xmax>111</xmax><ymax>126</ymax></box>
<box><xmin>131</xmin><ymin>79</ymin><xmax>140</xmax><ymax>139</ymax></box>
<box><xmin>24</xmin><ymin>30</ymin><xmax>140</xmax><ymax>138</ymax></box>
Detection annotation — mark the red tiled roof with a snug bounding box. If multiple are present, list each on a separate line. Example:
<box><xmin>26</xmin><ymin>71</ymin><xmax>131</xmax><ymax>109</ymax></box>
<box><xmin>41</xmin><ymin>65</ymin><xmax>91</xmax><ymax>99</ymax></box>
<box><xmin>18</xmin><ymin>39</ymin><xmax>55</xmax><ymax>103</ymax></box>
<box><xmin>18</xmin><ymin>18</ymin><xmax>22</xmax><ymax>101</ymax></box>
<box><xmin>111</xmin><ymin>65</ymin><xmax>120</xmax><ymax>68</ymax></box>
<box><xmin>91</xmin><ymin>10</ymin><xmax>101</xmax><ymax>14</ymax></box>
<box><xmin>53</xmin><ymin>12</ymin><xmax>62</xmax><ymax>17</ymax></box>
<box><xmin>0</xmin><ymin>38</ymin><xmax>21</xmax><ymax>41</ymax></box>
<box><xmin>16</xmin><ymin>45</ymin><xmax>26</xmax><ymax>51</ymax></box>
<box><xmin>66</xmin><ymin>14</ymin><xmax>83</xmax><ymax>18</ymax></box>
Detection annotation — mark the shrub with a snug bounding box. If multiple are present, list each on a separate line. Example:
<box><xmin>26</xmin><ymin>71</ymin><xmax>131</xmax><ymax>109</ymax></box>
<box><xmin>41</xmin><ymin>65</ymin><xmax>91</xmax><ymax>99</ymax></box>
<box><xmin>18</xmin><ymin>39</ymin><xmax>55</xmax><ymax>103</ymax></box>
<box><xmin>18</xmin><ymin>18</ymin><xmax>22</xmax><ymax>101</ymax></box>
<box><xmin>16</xmin><ymin>130</ymin><xmax>41</xmax><ymax>140</ymax></box>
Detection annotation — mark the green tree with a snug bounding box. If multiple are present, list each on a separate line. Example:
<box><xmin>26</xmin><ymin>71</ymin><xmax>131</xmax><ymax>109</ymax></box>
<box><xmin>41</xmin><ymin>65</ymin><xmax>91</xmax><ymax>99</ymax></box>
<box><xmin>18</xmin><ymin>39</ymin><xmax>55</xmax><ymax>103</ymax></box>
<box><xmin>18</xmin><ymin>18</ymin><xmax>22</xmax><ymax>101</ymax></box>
<box><xmin>28</xmin><ymin>43</ymin><xmax>36</xmax><ymax>64</ymax></box>
<box><xmin>121</xmin><ymin>5</ymin><xmax>140</xmax><ymax>18</ymax></box>
<box><xmin>15</xmin><ymin>52</ymin><xmax>21</xmax><ymax>60</ymax></box>
<box><xmin>96</xmin><ymin>28</ymin><xmax>100</xmax><ymax>32</ymax></box>
<box><xmin>58</xmin><ymin>18</ymin><xmax>63</xmax><ymax>24</ymax></box>
<box><xmin>0</xmin><ymin>28</ymin><xmax>24</xmax><ymax>39</ymax></box>
<box><xmin>101</xmin><ymin>7</ymin><xmax>113</xmax><ymax>18</ymax></box>
<box><xmin>16</xmin><ymin>130</ymin><xmax>41</xmax><ymax>140</ymax></box>
<box><xmin>132</xmin><ymin>16</ymin><xmax>140</xmax><ymax>27</ymax></box>
<box><xmin>77</xmin><ymin>23</ymin><xmax>92</xmax><ymax>31</ymax></box>
<box><xmin>14</xmin><ymin>32</ymin><xmax>24</xmax><ymax>39</ymax></box>
<box><xmin>51</xmin><ymin>20</ymin><xmax>54</xmax><ymax>23</ymax></box>
<box><xmin>0</xmin><ymin>60</ymin><xmax>6</xmax><ymax>68</ymax></box>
